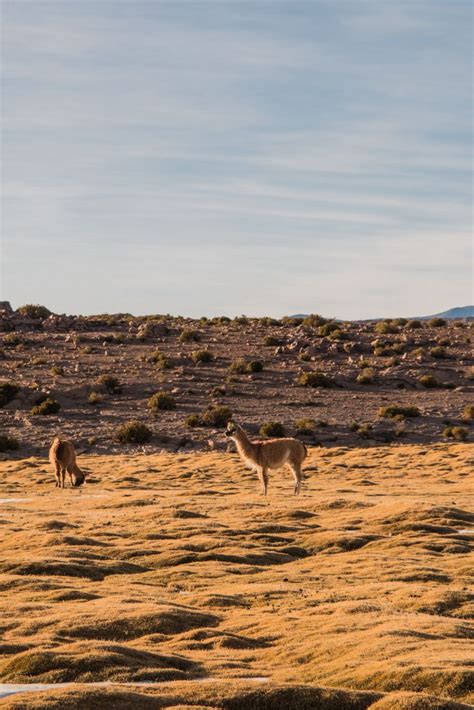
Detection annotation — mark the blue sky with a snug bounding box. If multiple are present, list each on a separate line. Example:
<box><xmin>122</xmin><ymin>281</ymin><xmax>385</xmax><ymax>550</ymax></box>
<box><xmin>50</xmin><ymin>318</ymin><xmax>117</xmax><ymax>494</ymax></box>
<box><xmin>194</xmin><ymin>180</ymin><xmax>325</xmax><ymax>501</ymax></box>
<box><xmin>1</xmin><ymin>0</ymin><xmax>472</xmax><ymax>318</ymax></box>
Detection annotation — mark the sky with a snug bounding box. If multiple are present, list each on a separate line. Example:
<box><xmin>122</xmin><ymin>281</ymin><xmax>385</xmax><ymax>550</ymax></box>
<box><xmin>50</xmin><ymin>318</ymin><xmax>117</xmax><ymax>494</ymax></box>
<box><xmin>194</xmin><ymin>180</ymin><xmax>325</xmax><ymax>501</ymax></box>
<box><xmin>1</xmin><ymin>0</ymin><xmax>472</xmax><ymax>319</ymax></box>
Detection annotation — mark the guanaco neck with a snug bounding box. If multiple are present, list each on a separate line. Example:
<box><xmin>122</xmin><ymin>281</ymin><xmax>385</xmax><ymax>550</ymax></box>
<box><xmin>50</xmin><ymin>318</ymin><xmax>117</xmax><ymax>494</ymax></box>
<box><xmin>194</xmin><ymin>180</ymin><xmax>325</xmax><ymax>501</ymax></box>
<box><xmin>233</xmin><ymin>427</ymin><xmax>260</xmax><ymax>464</ymax></box>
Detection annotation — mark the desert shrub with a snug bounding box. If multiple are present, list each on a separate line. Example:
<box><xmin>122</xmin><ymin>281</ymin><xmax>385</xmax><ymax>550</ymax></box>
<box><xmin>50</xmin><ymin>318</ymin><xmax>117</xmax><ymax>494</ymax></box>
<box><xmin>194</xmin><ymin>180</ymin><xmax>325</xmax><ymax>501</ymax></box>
<box><xmin>295</xmin><ymin>418</ymin><xmax>316</xmax><ymax>435</ymax></box>
<box><xmin>318</xmin><ymin>322</ymin><xmax>340</xmax><ymax>337</ymax></box>
<box><xmin>191</xmin><ymin>349</ymin><xmax>214</xmax><ymax>364</ymax></box>
<box><xmin>430</xmin><ymin>346</ymin><xmax>447</xmax><ymax>359</ymax></box>
<box><xmin>259</xmin><ymin>317</ymin><xmax>280</xmax><ymax>326</ymax></box>
<box><xmin>115</xmin><ymin>420</ymin><xmax>152</xmax><ymax>444</ymax></box>
<box><xmin>453</xmin><ymin>321</ymin><xmax>465</xmax><ymax>328</ymax></box>
<box><xmin>259</xmin><ymin>421</ymin><xmax>285</xmax><ymax>438</ymax></box>
<box><xmin>0</xmin><ymin>433</ymin><xmax>19</xmax><ymax>451</ymax></box>
<box><xmin>375</xmin><ymin>321</ymin><xmax>399</xmax><ymax>335</ymax></box>
<box><xmin>379</xmin><ymin>405</ymin><xmax>420</xmax><ymax>420</ymax></box>
<box><xmin>81</xmin><ymin>345</ymin><xmax>93</xmax><ymax>355</ymax></box>
<box><xmin>50</xmin><ymin>365</ymin><xmax>64</xmax><ymax>376</ymax></box>
<box><xmin>247</xmin><ymin>360</ymin><xmax>264</xmax><ymax>373</ymax></box>
<box><xmin>31</xmin><ymin>398</ymin><xmax>61</xmax><ymax>416</ymax></box>
<box><xmin>212</xmin><ymin>316</ymin><xmax>231</xmax><ymax>325</ymax></box>
<box><xmin>201</xmin><ymin>406</ymin><xmax>233</xmax><ymax>427</ymax></box>
<box><xmin>392</xmin><ymin>318</ymin><xmax>408</xmax><ymax>326</ymax></box>
<box><xmin>462</xmin><ymin>404</ymin><xmax>474</xmax><ymax>420</ymax></box>
<box><xmin>373</xmin><ymin>342</ymin><xmax>405</xmax><ymax>357</ymax></box>
<box><xmin>356</xmin><ymin>368</ymin><xmax>375</xmax><ymax>385</ymax></box>
<box><xmin>17</xmin><ymin>304</ymin><xmax>52</xmax><ymax>319</ymax></box>
<box><xmin>405</xmin><ymin>320</ymin><xmax>422</xmax><ymax>330</ymax></box>
<box><xmin>443</xmin><ymin>426</ymin><xmax>468</xmax><ymax>441</ymax></box>
<box><xmin>148</xmin><ymin>391</ymin><xmax>176</xmax><ymax>412</ymax></box>
<box><xmin>429</xmin><ymin>317</ymin><xmax>446</xmax><ymax>327</ymax></box>
<box><xmin>350</xmin><ymin>422</ymin><xmax>373</xmax><ymax>439</ymax></box>
<box><xmin>419</xmin><ymin>374</ymin><xmax>439</xmax><ymax>388</ymax></box>
<box><xmin>233</xmin><ymin>315</ymin><xmax>249</xmax><ymax>325</ymax></box>
<box><xmin>185</xmin><ymin>414</ymin><xmax>202</xmax><ymax>428</ymax></box>
<box><xmin>179</xmin><ymin>329</ymin><xmax>201</xmax><ymax>343</ymax></box>
<box><xmin>264</xmin><ymin>336</ymin><xmax>280</xmax><ymax>346</ymax></box>
<box><xmin>0</xmin><ymin>382</ymin><xmax>19</xmax><ymax>407</ymax></box>
<box><xmin>31</xmin><ymin>357</ymin><xmax>47</xmax><ymax>366</ymax></box>
<box><xmin>3</xmin><ymin>334</ymin><xmax>21</xmax><ymax>347</ymax></box>
<box><xmin>298</xmin><ymin>371</ymin><xmax>334</xmax><ymax>388</ymax></box>
<box><xmin>437</xmin><ymin>337</ymin><xmax>450</xmax><ymax>346</ymax></box>
<box><xmin>282</xmin><ymin>316</ymin><xmax>304</xmax><ymax>326</ymax></box>
<box><xmin>317</xmin><ymin>419</ymin><xmax>328</xmax><ymax>427</ymax></box>
<box><xmin>388</xmin><ymin>356</ymin><xmax>401</xmax><ymax>367</ymax></box>
<box><xmin>88</xmin><ymin>391</ymin><xmax>103</xmax><ymax>405</ymax></box>
<box><xmin>302</xmin><ymin>314</ymin><xmax>327</xmax><ymax>329</ymax></box>
<box><xmin>298</xmin><ymin>351</ymin><xmax>311</xmax><ymax>362</ymax></box>
<box><xmin>149</xmin><ymin>351</ymin><xmax>170</xmax><ymax>369</ymax></box>
<box><xmin>98</xmin><ymin>375</ymin><xmax>122</xmax><ymax>394</ymax></box>
<box><xmin>0</xmin><ymin>349</ymin><xmax>5</xmax><ymax>359</ymax></box>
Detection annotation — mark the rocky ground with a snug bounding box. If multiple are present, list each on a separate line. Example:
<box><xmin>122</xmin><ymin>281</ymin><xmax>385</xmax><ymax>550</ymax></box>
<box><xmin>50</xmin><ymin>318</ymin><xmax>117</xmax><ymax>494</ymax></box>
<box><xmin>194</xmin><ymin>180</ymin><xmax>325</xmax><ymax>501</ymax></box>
<box><xmin>0</xmin><ymin>304</ymin><xmax>472</xmax><ymax>456</ymax></box>
<box><xmin>0</xmin><ymin>444</ymin><xmax>472</xmax><ymax>708</ymax></box>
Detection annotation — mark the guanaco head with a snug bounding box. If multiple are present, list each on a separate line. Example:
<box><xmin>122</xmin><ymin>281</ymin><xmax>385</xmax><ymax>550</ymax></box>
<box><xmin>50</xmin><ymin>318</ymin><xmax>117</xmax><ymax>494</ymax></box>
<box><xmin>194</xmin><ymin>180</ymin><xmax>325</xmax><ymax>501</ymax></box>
<box><xmin>225</xmin><ymin>421</ymin><xmax>239</xmax><ymax>438</ymax></box>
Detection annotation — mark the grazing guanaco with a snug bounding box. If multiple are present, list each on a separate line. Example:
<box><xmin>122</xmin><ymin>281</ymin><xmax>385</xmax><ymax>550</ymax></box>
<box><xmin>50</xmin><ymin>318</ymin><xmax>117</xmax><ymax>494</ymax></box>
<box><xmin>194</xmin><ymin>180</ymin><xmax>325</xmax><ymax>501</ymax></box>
<box><xmin>225</xmin><ymin>421</ymin><xmax>307</xmax><ymax>495</ymax></box>
<box><xmin>49</xmin><ymin>436</ymin><xmax>87</xmax><ymax>488</ymax></box>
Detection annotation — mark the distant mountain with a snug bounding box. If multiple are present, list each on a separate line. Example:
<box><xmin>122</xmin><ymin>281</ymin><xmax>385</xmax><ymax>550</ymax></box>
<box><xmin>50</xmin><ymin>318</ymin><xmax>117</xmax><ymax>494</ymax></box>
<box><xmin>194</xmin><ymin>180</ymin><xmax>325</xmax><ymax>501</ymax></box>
<box><xmin>417</xmin><ymin>305</ymin><xmax>474</xmax><ymax>320</ymax></box>
<box><xmin>286</xmin><ymin>306</ymin><xmax>474</xmax><ymax>321</ymax></box>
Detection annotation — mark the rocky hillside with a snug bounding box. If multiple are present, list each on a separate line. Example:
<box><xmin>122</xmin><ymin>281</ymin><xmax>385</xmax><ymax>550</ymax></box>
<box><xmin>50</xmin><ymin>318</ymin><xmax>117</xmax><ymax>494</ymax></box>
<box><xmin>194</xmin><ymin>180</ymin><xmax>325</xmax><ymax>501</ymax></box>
<box><xmin>0</xmin><ymin>304</ymin><xmax>472</xmax><ymax>455</ymax></box>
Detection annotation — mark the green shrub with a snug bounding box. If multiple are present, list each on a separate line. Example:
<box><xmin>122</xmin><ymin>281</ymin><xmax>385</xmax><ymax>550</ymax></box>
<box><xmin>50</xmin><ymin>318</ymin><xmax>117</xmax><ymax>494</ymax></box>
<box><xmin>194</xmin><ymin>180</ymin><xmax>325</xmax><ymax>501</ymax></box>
<box><xmin>115</xmin><ymin>420</ymin><xmax>152</xmax><ymax>444</ymax></box>
<box><xmin>462</xmin><ymin>404</ymin><xmax>474</xmax><ymax>420</ymax></box>
<box><xmin>379</xmin><ymin>405</ymin><xmax>420</xmax><ymax>420</ymax></box>
<box><xmin>3</xmin><ymin>334</ymin><xmax>21</xmax><ymax>347</ymax></box>
<box><xmin>185</xmin><ymin>414</ymin><xmax>202</xmax><ymax>428</ymax></box>
<box><xmin>392</xmin><ymin>318</ymin><xmax>408</xmax><ymax>326</ymax></box>
<box><xmin>356</xmin><ymin>368</ymin><xmax>375</xmax><ymax>385</ymax></box>
<box><xmin>298</xmin><ymin>371</ymin><xmax>334</xmax><ymax>388</ymax></box>
<box><xmin>319</xmin><ymin>322</ymin><xmax>340</xmax><ymax>337</ymax></box>
<box><xmin>405</xmin><ymin>320</ymin><xmax>422</xmax><ymax>330</ymax></box>
<box><xmin>263</xmin><ymin>336</ymin><xmax>280</xmax><ymax>346</ymax></box>
<box><xmin>295</xmin><ymin>419</ymin><xmax>316</xmax><ymax>435</ymax></box>
<box><xmin>88</xmin><ymin>391</ymin><xmax>103</xmax><ymax>405</ymax></box>
<box><xmin>430</xmin><ymin>346</ymin><xmax>447</xmax><ymax>359</ymax></box>
<box><xmin>247</xmin><ymin>360</ymin><xmax>264</xmax><ymax>373</ymax></box>
<box><xmin>31</xmin><ymin>398</ymin><xmax>61</xmax><ymax>416</ymax></box>
<box><xmin>17</xmin><ymin>304</ymin><xmax>52</xmax><ymax>319</ymax></box>
<box><xmin>201</xmin><ymin>406</ymin><xmax>233</xmax><ymax>427</ymax></box>
<box><xmin>149</xmin><ymin>351</ymin><xmax>170</xmax><ymax>369</ymax></box>
<box><xmin>179</xmin><ymin>330</ymin><xmax>201</xmax><ymax>343</ymax></box>
<box><xmin>429</xmin><ymin>317</ymin><xmax>446</xmax><ymax>327</ymax></box>
<box><xmin>259</xmin><ymin>421</ymin><xmax>285</xmax><ymax>438</ymax></box>
<box><xmin>0</xmin><ymin>433</ymin><xmax>19</xmax><ymax>451</ymax></box>
<box><xmin>98</xmin><ymin>375</ymin><xmax>122</xmax><ymax>394</ymax></box>
<box><xmin>375</xmin><ymin>321</ymin><xmax>399</xmax><ymax>335</ymax></box>
<box><xmin>443</xmin><ymin>426</ymin><xmax>468</xmax><ymax>441</ymax></box>
<box><xmin>0</xmin><ymin>382</ymin><xmax>19</xmax><ymax>407</ymax></box>
<box><xmin>419</xmin><ymin>374</ymin><xmax>439</xmax><ymax>388</ymax></box>
<box><xmin>191</xmin><ymin>349</ymin><xmax>214</xmax><ymax>364</ymax></box>
<box><xmin>148</xmin><ymin>391</ymin><xmax>176</xmax><ymax>412</ymax></box>
<box><xmin>302</xmin><ymin>314</ymin><xmax>327</xmax><ymax>329</ymax></box>
<box><xmin>229</xmin><ymin>358</ymin><xmax>248</xmax><ymax>374</ymax></box>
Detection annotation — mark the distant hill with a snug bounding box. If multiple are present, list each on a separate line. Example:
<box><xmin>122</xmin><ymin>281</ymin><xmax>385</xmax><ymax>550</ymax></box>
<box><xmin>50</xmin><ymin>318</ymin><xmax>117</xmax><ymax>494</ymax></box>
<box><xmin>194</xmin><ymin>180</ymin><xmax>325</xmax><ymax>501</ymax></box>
<box><xmin>287</xmin><ymin>306</ymin><xmax>474</xmax><ymax>321</ymax></box>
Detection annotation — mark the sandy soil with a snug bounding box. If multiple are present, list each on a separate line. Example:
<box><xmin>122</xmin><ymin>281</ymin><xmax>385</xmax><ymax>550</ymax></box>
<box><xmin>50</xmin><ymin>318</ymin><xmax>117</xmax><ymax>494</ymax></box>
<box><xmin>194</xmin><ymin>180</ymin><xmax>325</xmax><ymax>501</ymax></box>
<box><xmin>0</xmin><ymin>443</ymin><xmax>472</xmax><ymax>708</ymax></box>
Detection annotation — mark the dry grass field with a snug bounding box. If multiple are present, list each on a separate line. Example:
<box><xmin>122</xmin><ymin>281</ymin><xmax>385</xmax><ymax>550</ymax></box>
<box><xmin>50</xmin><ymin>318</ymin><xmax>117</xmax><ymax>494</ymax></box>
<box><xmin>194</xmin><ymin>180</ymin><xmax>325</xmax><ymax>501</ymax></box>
<box><xmin>0</xmin><ymin>442</ymin><xmax>472</xmax><ymax>708</ymax></box>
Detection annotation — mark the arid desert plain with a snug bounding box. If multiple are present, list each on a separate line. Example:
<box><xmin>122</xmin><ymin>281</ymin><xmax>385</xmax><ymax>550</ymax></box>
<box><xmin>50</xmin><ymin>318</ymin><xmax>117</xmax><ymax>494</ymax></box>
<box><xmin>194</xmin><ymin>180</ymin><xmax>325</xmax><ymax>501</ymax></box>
<box><xmin>0</xmin><ymin>308</ymin><xmax>473</xmax><ymax>709</ymax></box>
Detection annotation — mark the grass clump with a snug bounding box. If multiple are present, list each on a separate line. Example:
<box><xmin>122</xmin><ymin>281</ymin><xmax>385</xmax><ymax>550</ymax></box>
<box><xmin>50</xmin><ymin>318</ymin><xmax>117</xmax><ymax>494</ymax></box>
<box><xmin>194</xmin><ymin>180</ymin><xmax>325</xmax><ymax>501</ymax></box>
<box><xmin>318</xmin><ymin>322</ymin><xmax>340</xmax><ymax>337</ymax></box>
<box><xmin>350</xmin><ymin>422</ymin><xmax>373</xmax><ymax>439</ymax></box>
<box><xmin>191</xmin><ymin>349</ymin><xmax>214</xmax><ymax>364</ymax></box>
<box><xmin>429</xmin><ymin>317</ymin><xmax>446</xmax><ymax>327</ymax></box>
<box><xmin>295</xmin><ymin>418</ymin><xmax>316</xmax><ymax>435</ymax></box>
<box><xmin>201</xmin><ymin>406</ymin><xmax>233</xmax><ymax>427</ymax></box>
<box><xmin>88</xmin><ymin>392</ymin><xmax>103</xmax><ymax>405</ymax></box>
<box><xmin>298</xmin><ymin>371</ymin><xmax>334</xmax><ymax>388</ymax></box>
<box><xmin>98</xmin><ymin>375</ymin><xmax>122</xmax><ymax>394</ymax></box>
<box><xmin>0</xmin><ymin>382</ymin><xmax>19</xmax><ymax>407</ymax></box>
<box><xmin>179</xmin><ymin>330</ymin><xmax>201</xmax><ymax>343</ymax></box>
<box><xmin>185</xmin><ymin>414</ymin><xmax>202</xmax><ymax>428</ymax></box>
<box><xmin>356</xmin><ymin>368</ymin><xmax>375</xmax><ymax>385</ymax></box>
<box><xmin>419</xmin><ymin>374</ymin><xmax>439</xmax><ymax>388</ymax></box>
<box><xmin>0</xmin><ymin>433</ymin><xmax>19</xmax><ymax>451</ymax></box>
<box><xmin>302</xmin><ymin>314</ymin><xmax>327</xmax><ymax>328</ymax></box>
<box><xmin>149</xmin><ymin>351</ymin><xmax>170</xmax><ymax>369</ymax></box>
<box><xmin>115</xmin><ymin>420</ymin><xmax>152</xmax><ymax>444</ymax></box>
<box><xmin>50</xmin><ymin>365</ymin><xmax>64</xmax><ymax>376</ymax></box>
<box><xmin>379</xmin><ymin>405</ymin><xmax>420</xmax><ymax>420</ymax></box>
<box><xmin>375</xmin><ymin>321</ymin><xmax>399</xmax><ymax>335</ymax></box>
<box><xmin>17</xmin><ymin>304</ymin><xmax>52</xmax><ymax>319</ymax></box>
<box><xmin>229</xmin><ymin>358</ymin><xmax>263</xmax><ymax>374</ymax></box>
<box><xmin>405</xmin><ymin>319</ymin><xmax>423</xmax><ymax>330</ymax></box>
<box><xmin>3</xmin><ymin>334</ymin><xmax>21</xmax><ymax>347</ymax></box>
<box><xmin>462</xmin><ymin>404</ymin><xmax>474</xmax><ymax>420</ymax></box>
<box><xmin>430</xmin><ymin>346</ymin><xmax>448</xmax><ymax>359</ymax></box>
<box><xmin>149</xmin><ymin>391</ymin><xmax>176</xmax><ymax>412</ymax></box>
<box><xmin>259</xmin><ymin>421</ymin><xmax>285</xmax><ymax>438</ymax></box>
<box><xmin>263</xmin><ymin>335</ymin><xmax>280</xmax><ymax>346</ymax></box>
<box><xmin>31</xmin><ymin>398</ymin><xmax>61</xmax><ymax>416</ymax></box>
<box><xmin>443</xmin><ymin>426</ymin><xmax>468</xmax><ymax>441</ymax></box>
